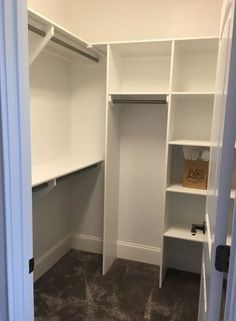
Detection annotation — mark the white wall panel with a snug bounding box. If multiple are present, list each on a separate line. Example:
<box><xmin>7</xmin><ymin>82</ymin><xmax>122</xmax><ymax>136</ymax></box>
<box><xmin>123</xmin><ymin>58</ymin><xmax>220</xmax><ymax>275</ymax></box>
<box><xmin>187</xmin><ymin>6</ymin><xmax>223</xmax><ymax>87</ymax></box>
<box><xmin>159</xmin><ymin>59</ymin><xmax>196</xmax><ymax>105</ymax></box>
<box><xmin>118</xmin><ymin>104</ymin><xmax>167</xmax><ymax>247</ymax></box>
<box><xmin>68</xmin><ymin>0</ymin><xmax>223</xmax><ymax>43</ymax></box>
<box><xmin>28</xmin><ymin>0</ymin><xmax>223</xmax><ymax>43</ymax></box>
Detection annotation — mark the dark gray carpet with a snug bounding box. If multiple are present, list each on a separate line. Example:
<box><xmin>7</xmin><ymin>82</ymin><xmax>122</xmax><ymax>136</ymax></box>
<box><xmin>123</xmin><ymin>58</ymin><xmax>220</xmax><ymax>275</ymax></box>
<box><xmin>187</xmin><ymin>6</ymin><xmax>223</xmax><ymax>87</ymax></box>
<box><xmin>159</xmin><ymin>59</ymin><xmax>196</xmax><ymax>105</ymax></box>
<box><xmin>34</xmin><ymin>250</ymin><xmax>200</xmax><ymax>321</ymax></box>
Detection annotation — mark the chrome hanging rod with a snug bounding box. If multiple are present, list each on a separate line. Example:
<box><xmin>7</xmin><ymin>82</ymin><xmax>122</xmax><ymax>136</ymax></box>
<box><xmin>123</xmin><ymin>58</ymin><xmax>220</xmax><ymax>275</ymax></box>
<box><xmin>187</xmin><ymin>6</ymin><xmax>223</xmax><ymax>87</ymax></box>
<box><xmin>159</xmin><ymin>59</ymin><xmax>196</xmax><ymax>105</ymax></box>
<box><xmin>28</xmin><ymin>24</ymin><xmax>99</xmax><ymax>63</ymax></box>
<box><xmin>112</xmin><ymin>99</ymin><xmax>167</xmax><ymax>104</ymax></box>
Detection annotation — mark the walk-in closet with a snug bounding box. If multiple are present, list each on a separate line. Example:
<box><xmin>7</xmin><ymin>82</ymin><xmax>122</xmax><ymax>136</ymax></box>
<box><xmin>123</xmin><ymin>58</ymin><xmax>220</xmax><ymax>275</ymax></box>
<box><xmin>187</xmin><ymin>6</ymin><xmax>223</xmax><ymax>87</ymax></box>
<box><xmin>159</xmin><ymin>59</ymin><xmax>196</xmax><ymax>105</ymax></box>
<box><xmin>22</xmin><ymin>1</ymin><xmax>235</xmax><ymax>320</ymax></box>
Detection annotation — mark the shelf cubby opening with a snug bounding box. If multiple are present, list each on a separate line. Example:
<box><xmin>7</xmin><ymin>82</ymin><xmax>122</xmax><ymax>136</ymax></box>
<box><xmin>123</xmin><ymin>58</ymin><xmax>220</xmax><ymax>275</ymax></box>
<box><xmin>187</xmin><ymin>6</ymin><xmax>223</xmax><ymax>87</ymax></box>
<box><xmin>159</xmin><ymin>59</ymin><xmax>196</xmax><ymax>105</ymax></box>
<box><xmin>172</xmin><ymin>39</ymin><xmax>218</xmax><ymax>92</ymax></box>
<box><xmin>167</xmin><ymin>145</ymin><xmax>210</xmax><ymax>190</ymax></box>
<box><xmin>165</xmin><ymin>193</ymin><xmax>206</xmax><ymax>243</ymax></box>
<box><xmin>164</xmin><ymin>238</ymin><xmax>202</xmax><ymax>273</ymax></box>
<box><xmin>108</xmin><ymin>41</ymin><xmax>172</xmax><ymax>93</ymax></box>
<box><xmin>169</xmin><ymin>94</ymin><xmax>214</xmax><ymax>142</ymax></box>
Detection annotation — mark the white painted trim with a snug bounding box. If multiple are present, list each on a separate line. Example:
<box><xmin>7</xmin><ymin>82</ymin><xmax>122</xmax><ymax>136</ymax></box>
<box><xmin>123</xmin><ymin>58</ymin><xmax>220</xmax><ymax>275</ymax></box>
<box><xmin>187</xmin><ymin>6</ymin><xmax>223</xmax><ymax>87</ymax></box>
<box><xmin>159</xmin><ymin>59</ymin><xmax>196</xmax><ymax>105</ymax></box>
<box><xmin>71</xmin><ymin>233</ymin><xmax>161</xmax><ymax>266</ymax></box>
<box><xmin>0</xmin><ymin>1</ymin><xmax>33</xmax><ymax>320</ymax></box>
<box><xmin>34</xmin><ymin>235</ymin><xmax>71</xmax><ymax>281</ymax></box>
<box><xmin>71</xmin><ymin>233</ymin><xmax>103</xmax><ymax>254</ymax></box>
<box><xmin>117</xmin><ymin>241</ymin><xmax>161</xmax><ymax>265</ymax></box>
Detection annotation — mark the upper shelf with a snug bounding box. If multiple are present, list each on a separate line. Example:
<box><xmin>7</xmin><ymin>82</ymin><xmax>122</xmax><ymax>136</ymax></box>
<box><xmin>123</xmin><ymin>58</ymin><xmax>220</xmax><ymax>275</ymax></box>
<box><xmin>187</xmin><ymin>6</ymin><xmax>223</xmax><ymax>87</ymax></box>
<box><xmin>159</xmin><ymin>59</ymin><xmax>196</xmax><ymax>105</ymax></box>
<box><xmin>32</xmin><ymin>157</ymin><xmax>103</xmax><ymax>187</ymax></box>
<box><xmin>28</xmin><ymin>8</ymin><xmax>101</xmax><ymax>65</ymax></box>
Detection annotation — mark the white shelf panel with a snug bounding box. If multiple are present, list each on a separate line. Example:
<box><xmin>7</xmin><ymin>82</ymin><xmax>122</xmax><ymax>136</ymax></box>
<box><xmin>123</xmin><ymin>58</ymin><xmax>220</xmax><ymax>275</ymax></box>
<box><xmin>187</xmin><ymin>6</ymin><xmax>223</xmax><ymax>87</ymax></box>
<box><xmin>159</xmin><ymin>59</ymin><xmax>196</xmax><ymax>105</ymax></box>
<box><xmin>171</xmin><ymin>92</ymin><xmax>215</xmax><ymax>96</ymax></box>
<box><xmin>32</xmin><ymin>157</ymin><xmax>103</xmax><ymax>187</ymax></box>
<box><xmin>169</xmin><ymin>140</ymin><xmax>211</xmax><ymax>147</ymax></box>
<box><xmin>108</xmin><ymin>91</ymin><xmax>169</xmax><ymax>96</ymax></box>
<box><xmin>109</xmin><ymin>92</ymin><xmax>168</xmax><ymax>105</ymax></box>
<box><xmin>167</xmin><ymin>184</ymin><xmax>207</xmax><ymax>196</ymax></box>
<box><xmin>164</xmin><ymin>226</ymin><xmax>204</xmax><ymax>243</ymax></box>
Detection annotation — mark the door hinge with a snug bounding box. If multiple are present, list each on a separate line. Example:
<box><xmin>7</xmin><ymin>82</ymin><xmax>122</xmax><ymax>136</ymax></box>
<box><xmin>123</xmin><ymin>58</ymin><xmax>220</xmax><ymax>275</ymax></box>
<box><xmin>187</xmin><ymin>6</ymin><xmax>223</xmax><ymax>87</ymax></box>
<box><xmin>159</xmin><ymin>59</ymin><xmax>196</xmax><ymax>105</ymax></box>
<box><xmin>29</xmin><ymin>258</ymin><xmax>34</xmax><ymax>274</ymax></box>
<box><xmin>215</xmin><ymin>245</ymin><xmax>230</xmax><ymax>273</ymax></box>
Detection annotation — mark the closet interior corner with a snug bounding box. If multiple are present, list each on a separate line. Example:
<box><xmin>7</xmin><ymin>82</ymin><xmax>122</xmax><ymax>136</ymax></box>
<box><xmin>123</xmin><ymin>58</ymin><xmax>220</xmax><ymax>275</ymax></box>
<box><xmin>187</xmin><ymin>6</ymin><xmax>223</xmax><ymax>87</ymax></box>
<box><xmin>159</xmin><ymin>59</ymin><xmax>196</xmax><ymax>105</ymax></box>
<box><xmin>29</xmin><ymin>7</ymin><xmax>227</xmax><ymax>297</ymax></box>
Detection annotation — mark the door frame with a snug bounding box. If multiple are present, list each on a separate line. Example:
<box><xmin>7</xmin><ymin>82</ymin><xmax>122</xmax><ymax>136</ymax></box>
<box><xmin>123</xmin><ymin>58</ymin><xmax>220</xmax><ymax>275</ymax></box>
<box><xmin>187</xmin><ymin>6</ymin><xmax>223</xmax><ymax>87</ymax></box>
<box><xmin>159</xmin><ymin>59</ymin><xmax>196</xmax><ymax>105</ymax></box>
<box><xmin>0</xmin><ymin>0</ymin><xmax>34</xmax><ymax>321</ymax></box>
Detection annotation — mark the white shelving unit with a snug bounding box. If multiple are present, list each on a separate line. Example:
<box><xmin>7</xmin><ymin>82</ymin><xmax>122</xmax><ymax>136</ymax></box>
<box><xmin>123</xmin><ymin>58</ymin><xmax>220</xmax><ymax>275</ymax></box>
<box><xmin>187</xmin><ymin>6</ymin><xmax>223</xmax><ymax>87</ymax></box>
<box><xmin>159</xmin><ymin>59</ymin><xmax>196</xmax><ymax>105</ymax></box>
<box><xmin>29</xmin><ymin>9</ymin><xmax>106</xmax><ymax>188</ymax></box>
<box><xmin>160</xmin><ymin>38</ymin><xmax>219</xmax><ymax>286</ymax></box>
<box><xmin>103</xmin><ymin>37</ymin><xmax>220</xmax><ymax>284</ymax></box>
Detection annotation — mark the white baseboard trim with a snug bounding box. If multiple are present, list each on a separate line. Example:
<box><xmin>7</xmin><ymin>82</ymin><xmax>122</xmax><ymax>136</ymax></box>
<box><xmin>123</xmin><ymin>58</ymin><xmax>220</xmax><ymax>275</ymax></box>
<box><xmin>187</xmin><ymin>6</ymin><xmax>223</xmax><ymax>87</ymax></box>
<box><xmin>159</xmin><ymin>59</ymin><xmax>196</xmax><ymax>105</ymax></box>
<box><xmin>34</xmin><ymin>234</ymin><xmax>71</xmax><ymax>281</ymax></box>
<box><xmin>71</xmin><ymin>233</ymin><xmax>160</xmax><ymax>266</ymax></box>
<box><xmin>35</xmin><ymin>234</ymin><xmax>161</xmax><ymax>280</ymax></box>
<box><xmin>71</xmin><ymin>233</ymin><xmax>103</xmax><ymax>254</ymax></box>
<box><xmin>117</xmin><ymin>240</ymin><xmax>161</xmax><ymax>266</ymax></box>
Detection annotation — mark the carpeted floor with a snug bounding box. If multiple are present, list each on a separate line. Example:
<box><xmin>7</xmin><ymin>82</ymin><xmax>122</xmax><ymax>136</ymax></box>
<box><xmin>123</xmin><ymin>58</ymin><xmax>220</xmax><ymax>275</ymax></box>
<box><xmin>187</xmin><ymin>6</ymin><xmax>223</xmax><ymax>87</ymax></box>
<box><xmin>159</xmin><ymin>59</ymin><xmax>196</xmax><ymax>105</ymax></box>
<box><xmin>34</xmin><ymin>250</ymin><xmax>200</xmax><ymax>321</ymax></box>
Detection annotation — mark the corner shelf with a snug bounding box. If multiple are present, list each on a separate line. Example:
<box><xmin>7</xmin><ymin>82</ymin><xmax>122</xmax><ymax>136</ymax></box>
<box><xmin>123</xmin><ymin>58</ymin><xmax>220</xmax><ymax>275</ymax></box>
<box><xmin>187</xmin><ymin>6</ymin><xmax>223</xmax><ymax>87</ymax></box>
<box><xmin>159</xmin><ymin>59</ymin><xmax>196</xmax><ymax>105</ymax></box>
<box><xmin>164</xmin><ymin>226</ymin><xmax>204</xmax><ymax>243</ymax></box>
<box><xmin>169</xmin><ymin>140</ymin><xmax>211</xmax><ymax>147</ymax></box>
<box><xmin>167</xmin><ymin>184</ymin><xmax>207</xmax><ymax>196</ymax></box>
<box><xmin>32</xmin><ymin>157</ymin><xmax>103</xmax><ymax>187</ymax></box>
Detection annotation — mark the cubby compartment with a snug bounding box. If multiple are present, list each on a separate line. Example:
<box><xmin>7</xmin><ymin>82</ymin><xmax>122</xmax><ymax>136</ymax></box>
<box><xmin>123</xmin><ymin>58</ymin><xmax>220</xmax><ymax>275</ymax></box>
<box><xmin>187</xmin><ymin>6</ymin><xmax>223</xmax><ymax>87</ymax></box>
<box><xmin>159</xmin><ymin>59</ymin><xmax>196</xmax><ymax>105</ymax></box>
<box><xmin>164</xmin><ymin>238</ymin><xmax>202</xmax><ymax>273</ymax></box>
<box><xmin>169</xmin><ymin>94</ymin><xmax>214</xmax><ymax>144</ymax></box>
<box><xmin>108</xmin><ymin>41</ymin><xmax>172</xmax><ymax>93</ymax></box>
<box><xmin>166</xmin><ymin>145</ymin><xmax>209</xmax><ymax>194</ymax></box>
<box><xmin>164</xmin><ymin>193</ymin><xmax>206</xmax><ymax>243</ymax></box>
<box><xmin>172</xmin><ymin>39</ymin><xmax>218</xmax><ymax>93</ymax></box>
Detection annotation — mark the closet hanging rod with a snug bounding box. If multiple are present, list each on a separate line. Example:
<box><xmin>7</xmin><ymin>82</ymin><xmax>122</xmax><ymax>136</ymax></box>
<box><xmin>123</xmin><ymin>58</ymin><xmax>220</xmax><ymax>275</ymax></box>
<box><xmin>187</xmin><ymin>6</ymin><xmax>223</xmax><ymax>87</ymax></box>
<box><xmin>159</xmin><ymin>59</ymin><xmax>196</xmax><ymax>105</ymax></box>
<box><xmin>112</xmin><ymin>99</ymin><xmax>167</xmax><ymax>105</ymax></box>
<box><xmin>28</xmin><ymin>24</ymin><xmax>99</xmax><ymax>63</ymax></box>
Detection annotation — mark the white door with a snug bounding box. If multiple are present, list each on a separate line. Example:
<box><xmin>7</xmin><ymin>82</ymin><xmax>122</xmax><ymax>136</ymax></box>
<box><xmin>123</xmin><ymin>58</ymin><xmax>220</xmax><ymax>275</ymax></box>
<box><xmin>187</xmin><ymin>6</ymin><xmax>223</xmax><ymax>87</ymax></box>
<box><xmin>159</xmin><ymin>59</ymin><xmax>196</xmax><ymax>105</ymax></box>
<box><xmin>0</xmin><ymin>1</ymin><xmax>34</xmax><ymax>321</ymax></box>
<box><xmin>198</xmin><ymin>1</ymin><xmax>236</xmax><ymax>320</ymax></box>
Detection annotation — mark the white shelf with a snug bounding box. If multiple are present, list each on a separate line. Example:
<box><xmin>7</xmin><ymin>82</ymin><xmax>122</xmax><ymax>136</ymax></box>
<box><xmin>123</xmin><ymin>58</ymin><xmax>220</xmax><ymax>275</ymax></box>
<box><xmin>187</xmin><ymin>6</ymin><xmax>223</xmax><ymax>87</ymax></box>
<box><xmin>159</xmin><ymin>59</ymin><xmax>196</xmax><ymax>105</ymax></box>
<box><xmin>32</xmin><ymin>157</ymin><xmax>103</xmax><ymax>187</ymax></box>
<box><xmin>167</xmin><ymin>184</ymin><xmax>207</xmax><ymax>196</ymax></box>
<box><xmin>164</xmin><ymin>226</ymin><xmax>204</xmax><ymax>243</ymax></box>
<box><xmin>108</xmin><ymin>91</ymin><xmax>169</xmax><ymax>96</ymax></box>
<box><xmin>108</xmin><ymin>92</ymin><xmax>168</xmax><ymax>105</ymax></box>
<box><xmin>169</xmin><ymin>140</ymin><xmax>211</xmax><ymax>147</ymax></box>
<box><xmin>171</xmin><ymin>92</ymin><xmax>215</xmax><ymax>96</ymax></box>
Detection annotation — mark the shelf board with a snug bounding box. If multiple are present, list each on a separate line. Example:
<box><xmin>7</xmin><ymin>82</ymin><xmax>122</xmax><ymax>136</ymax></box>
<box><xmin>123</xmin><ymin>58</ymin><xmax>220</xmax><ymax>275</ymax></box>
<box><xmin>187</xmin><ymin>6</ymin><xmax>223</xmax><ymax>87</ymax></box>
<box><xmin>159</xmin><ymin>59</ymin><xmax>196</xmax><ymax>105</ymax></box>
<box><xmin>171</xmin><ymin>91</ymin><xmax>215</xmax><ymax>96</ymax></box>
<box><xmin>169</xmin><ymin>140</ymin><xmax>211</xmax><ymax>147</ymax></box>
<box><xmin>108</xmin><ymin>91</ymin><xmax>169</xmax><ymax>96</ymax></box>
<box><xmin>167</xmin><ymin>184</ymin><xmax>207</xmax><ymax>196</ymax></box>
<box><xmin>108</xmin><ymin>92</ymin><xmax>168</xmax><ymax>105</ymax></box>
<box><xmin>32</xmin><ymin>157</ymin><xmax>103</xmax><ymax>187</ymax></box>
<box><xmin>164</xmin><ymin>226</ymin><xmax>204</xmax><ymax>243</ymax></box>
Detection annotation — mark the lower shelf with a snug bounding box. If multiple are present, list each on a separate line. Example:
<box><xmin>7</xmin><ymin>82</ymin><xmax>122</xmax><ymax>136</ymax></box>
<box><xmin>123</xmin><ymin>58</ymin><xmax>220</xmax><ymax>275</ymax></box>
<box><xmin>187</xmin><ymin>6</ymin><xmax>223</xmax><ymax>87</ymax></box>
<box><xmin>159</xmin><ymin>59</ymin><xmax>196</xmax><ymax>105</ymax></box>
<box><xmin>164</xmin><ymin>226</ymin><xmax>204</xmax><ymax>243</ymax></box>
<box><xmin>32</xmin><ymin>157</ymin><xmax>104</xmax><ymax>187</ymax></box>
<box><xmin>167</xmin><ymin>184</ymin><xmax>207</xmax><ymax>196</ymax></box>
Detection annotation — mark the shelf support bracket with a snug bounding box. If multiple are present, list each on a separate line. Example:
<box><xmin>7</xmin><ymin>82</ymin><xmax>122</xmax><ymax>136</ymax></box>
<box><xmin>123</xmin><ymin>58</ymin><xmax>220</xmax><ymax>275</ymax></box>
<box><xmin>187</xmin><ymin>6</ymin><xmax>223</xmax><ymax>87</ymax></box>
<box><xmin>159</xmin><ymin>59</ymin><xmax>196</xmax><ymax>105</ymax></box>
<box><xmin>29</xmin><ymin>26</ymin><xmax>54</xmax><ymax>66</ymax></box>
<box><xmin>32</xmin><ymin>179</ymin><xmax>57</xmax><ymax>206</ymax></box>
